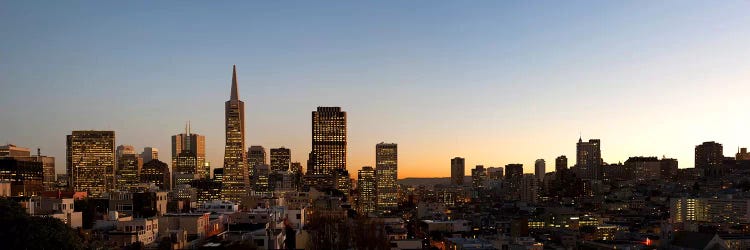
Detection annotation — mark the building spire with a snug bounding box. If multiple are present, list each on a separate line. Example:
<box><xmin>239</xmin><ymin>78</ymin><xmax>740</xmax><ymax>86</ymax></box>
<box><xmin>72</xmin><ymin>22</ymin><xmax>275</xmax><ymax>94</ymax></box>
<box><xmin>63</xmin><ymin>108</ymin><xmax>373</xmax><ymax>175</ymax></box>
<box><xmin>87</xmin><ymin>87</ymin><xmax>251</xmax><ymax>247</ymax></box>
<box><xmin>230</xmin><ymin>65</ymin><xmax>239</xmax><ymax>100</ymax></box>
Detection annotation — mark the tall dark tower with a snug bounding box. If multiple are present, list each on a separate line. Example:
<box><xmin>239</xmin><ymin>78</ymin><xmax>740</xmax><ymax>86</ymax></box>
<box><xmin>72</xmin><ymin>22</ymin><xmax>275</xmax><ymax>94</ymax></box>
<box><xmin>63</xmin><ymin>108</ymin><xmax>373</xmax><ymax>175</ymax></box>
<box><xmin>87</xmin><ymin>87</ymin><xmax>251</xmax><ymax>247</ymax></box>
<box><xmin>222</xmin><ymin>65</ymin><xmax>248</xmax><ymax>202</ymax></box>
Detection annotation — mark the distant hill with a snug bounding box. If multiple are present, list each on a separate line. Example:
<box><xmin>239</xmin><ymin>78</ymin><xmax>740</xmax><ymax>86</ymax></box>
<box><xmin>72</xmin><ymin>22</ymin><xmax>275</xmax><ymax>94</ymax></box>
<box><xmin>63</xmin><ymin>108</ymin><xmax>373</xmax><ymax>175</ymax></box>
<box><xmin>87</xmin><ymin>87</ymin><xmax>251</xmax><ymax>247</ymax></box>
<box><xmin>397</xmin><ymin>176</ymin><xmax>470</xmax><ymax>187</ymax></box>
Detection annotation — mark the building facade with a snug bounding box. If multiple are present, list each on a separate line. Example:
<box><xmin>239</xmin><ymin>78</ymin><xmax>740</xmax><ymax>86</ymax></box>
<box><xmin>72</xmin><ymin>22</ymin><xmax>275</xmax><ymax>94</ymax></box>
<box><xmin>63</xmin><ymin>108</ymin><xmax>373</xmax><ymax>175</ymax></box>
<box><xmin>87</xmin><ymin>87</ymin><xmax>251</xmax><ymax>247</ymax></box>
<box><xmin>222</xmin><ymin>65</ymin><xmax>249</xmax><ymax>202</ymax></box>
<box><xmin>576</xmin><ymin>138</ymin><xmax>601</xmax><ymax>180</ymax></box>
<box><xmin>66</xmin><ymin>130</ymin><xmax>116</xmax><ymax>197</ymax></box>
<box><xmin>376</xmin><ymin>143</ymin><xmax>398</xmax><ymax>212</ymax></box>
<box><xmin>270</xmin><ymin>147</ymin><xmax>291</xmax><ymax>172</ymax></box>
<box><xmin>451</xmin><ymin>157</ymin><xmax>465</xmax><ymax>186</ymax></box>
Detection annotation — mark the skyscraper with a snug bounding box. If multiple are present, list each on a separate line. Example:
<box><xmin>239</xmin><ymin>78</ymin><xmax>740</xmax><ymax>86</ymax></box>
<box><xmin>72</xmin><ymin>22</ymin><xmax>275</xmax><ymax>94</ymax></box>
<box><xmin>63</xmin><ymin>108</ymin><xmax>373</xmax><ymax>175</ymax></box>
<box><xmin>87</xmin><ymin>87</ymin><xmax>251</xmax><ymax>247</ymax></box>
<box><xmin>505</xmin><ymin>164</ymin><xmax>523</xmax><ymax>180</ymax></box>
<box><xmin>66</xmin><ymin>130</ymin><xmax>116</xmax><ymax>197</ymax></box>
<box><xmin>116</xmin><ymin>145</ymin><xmax>142</xmax><ymax>191</ymax></box>
<box><xmin>576</xmin><ymin>138</ymin><xmax>602</xmax><ymax>180</ymax></box>
<box><xmin>140</xmin><ymin>159</ymin><xmax>170</xmax><ymax>190</ymax></box>
<box><xmin>0</xmin><ymin>144</ymin><xmax>31</xmax><ymax>157</ymax></box>
<box><xmin>555</xmin><ymin>155</ymin><xmax>568</xmax><ymax>172</ymax></box>
<box><xmin>222</xmin><ymin>65</ymin><xmax>249</xmax><ymax>202</ymax></box>
<box><xmin>247</xmin><ymin>145</ymin><xmax>266</xmax><ymax>186</ymax></box>
<box><xmin>171</xmin><ymin>123</ymin><xmax>207</xmax><ymax>178</ymax></box>
<box><xmin>534</xmin><ymin>159</ymin><xmax>545</xmax><ymax>181</ymax></box>
<box><xmin>451</xmin><ymin>157</ymin><xmax>465</xmax><ymax>186</ymax></box>
<box><xmin>270</xmin><ymin>147</ymin><xmax>291</xmax><ymax>172</ymax></box>
<box><xmin>375</xmin><ymin>143</ymin><xmax>398</xmax><ymax>212</ymax></box>
<box><xmin>309</xmin><ymin>107</ymin><xmax>347</xmax><ymax>176</ymax></box>
<box><xmin>357</xmin><ymin>166</ymin><xmax>376</xmax><ymax>215</ymax></box>
<box><xmin>695</xmin><ymin>141</ymin><xmax>723</xmax><ymax>169</ymax></box>
<box><xmin>141</xmin><ymin>147</ymin><xmax>159</xmax><ymax>163</ymax></box>
<box><xmin>2</xmin><ymin>145</ymin><xmax>56</xmax><ymax>192</ymax></box>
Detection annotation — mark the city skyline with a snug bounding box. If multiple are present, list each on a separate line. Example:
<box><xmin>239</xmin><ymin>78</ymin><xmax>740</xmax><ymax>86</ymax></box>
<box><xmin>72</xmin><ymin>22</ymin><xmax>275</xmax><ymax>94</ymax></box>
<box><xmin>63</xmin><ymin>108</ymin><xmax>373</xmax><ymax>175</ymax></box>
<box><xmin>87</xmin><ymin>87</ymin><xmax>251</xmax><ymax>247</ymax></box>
<box><xmin>3</xmin><ymin>1</ymin><xmax>750</xmax><ymax>178</ymax></box>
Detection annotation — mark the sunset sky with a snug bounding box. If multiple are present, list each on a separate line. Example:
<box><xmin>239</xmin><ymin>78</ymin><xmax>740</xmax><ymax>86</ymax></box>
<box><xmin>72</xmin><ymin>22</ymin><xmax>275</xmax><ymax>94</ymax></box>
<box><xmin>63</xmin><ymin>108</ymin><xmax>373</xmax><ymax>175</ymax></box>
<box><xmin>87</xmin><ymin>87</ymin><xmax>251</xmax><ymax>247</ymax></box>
<box><xmin>2</xmin><ymin>1</ymin><xmax>750</xmax><ymax>178</ymax></box>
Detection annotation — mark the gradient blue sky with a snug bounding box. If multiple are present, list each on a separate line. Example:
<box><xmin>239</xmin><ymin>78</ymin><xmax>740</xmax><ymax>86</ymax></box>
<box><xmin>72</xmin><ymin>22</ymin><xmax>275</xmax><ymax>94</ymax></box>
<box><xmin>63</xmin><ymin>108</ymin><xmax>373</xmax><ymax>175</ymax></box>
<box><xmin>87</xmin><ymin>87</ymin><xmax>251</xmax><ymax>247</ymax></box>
<box><xmin>2</xmin><ymin>1</ymin><xmax>750</xmax><ymax>177</ymax></box>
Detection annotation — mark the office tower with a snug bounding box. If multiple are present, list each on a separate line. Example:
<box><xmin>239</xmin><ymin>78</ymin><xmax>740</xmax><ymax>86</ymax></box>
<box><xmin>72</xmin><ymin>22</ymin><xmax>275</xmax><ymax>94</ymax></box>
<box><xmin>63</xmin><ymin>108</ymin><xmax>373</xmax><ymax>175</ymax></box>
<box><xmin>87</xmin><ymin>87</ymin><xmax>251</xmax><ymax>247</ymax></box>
<box><xmin>451</xmin><ymin>157</ymin><xmax>465</xmax><ymax>186</ymax></box>
<box><xmin>0</xmin><ymin>144</ymin><xmax>31</xmax><ymax>157</ymax></box>
<box><xmin>695</xmin><ymin>141</ymin><xmax>724</xmax><ymax>169</ymax></box>
<box><xmin>534</xmin><ymin>159</ymin><xmax>545</xmax><ymax>181</ymax></box>
<box><xmin>505</xmin><ymin>164</ymin><xmax>523</xmax><ymax>180</ymax></box>
<box><xmin>252</xmin><ymin>164</ymin><xmax>271</xmax><ymax>196</ymax></box>
<box><xmin>357</xmin><ymin>166</ymin><xmax>376</xmax><ymax>215</ymax></box>
<box><xmin>309</xmin><ymin>107</ymin><xmax>347</xmax><ymax>175</ymax></box>
<box><xmin>0</xmin><ymin>158</ymin><xmax>44</xmax><ymax>196</ymax></box>
<box><xmin>624</xmin><ymin>156</ymin><xmax>661</xmax><ymax>182</ymax></box>
<box><xmin>375</xmin><ymin>143</ymin><xmax>398</xmax><ymax>212</ymax></box>
<box><xmin>290</xmin><ymin>162</ymin><xmax>303</xmax><ymax>190</ymax></box>
<box><xmin>213</xmin><ymin>168</ymin><xmax>224</xmax><ymax>183</ymax></box>
<box><xmin>116</xmin><ymin>145</ymin><xmax>142</xmax><ymax>191</ymax></box>
<box><xmin>191</xmin><ymin>179</ymin><xmax>222</xmax><ymax>206</ymax></box>
<box><xmin>222</xmin><ymin>65</ymin><xmax>249</xmax><ymax>202</ymax></box>
<box><xmin>333</xmin><ymin>169</ymin><xmax>351</xmax><ymax>195</ymax></box>
<box><xmin>270</xmin><ymin>147</ymin><xmax>291</xmax><ymax>172</ymax></box>
<box><xmin>66</xmin><ymin>130</ymin><xmax>116</xmax><ymax>197</ymax></box>
<box><xmin>555</xmin><ymin>155</ymin><xmax>568</xmax><ymax>172</ymax></box>
<box><xmin>140</xmin><ymin>159</ymin><xmax>170</xmax><ymax>190</ymax></box>
<box><xmin>171</xmin><ymin>123</ymin><xmax>207</xmax><ymax>178</ymax></box>
<box><xmin>471</xmin><ymin>165</ymin><xmax>486</xmax><ymax>199</ymax></box>
<box><xmin>660</xmin><ymin>157</ymin><xmax>679</xmax><ymax>180</ymax></box>
<box><xmin>487</xmin><ymin>167</ymin><xmax>504</xmax><ymax>180</ymax></box>
<box><xmin>141</xmin><ymin>147</ymin><xmax>159</xmax><ymax>163</ymax></box>
<box><xmin>518</xmin><ymin>174</ymin><xmax>539</xmax><ymax>204</ymax></box>
<box><xmin>576</xmin><ymin>138</ymin><xmax>602</xmax><ymax>180</ymax></box>
<box><xmin>247</xmin><ymin>145</ymin><xmax>266</xmax><ymax>185</ymax></box>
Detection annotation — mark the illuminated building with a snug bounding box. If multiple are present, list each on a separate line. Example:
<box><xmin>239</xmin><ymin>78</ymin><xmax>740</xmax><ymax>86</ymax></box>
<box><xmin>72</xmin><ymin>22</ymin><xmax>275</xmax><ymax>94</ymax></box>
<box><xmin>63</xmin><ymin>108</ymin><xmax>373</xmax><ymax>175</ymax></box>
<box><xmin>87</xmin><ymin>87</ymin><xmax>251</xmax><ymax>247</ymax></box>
<box><xmin>270</xmin><ymin>147</ymin><xmax>291</xmax><ymax>172</ymax></box>
<box><xmin>290</xmin><ymin>162</ymin><xmax>303</xmax><ymax>190</ymax></box>
<box><xmin>140</xmin><ymin>159</ymin><xmax>170</xmax><ymax>190</ymax></box>
<box><xmin>471</xmin><ymin>165</ymin><xmax>486</xmax><ymax>199</ymax></box>
<box><xmin>171</xmin><ymin>123</ymin><xmax>207</xmax><ymax>178</ymax></box>
<box><xmin>66</xmin><ymin>130</ymin><xmax>116</xmax><ymax>197</ymax></box>
<box><xmin>576</xmin><ymin>138</ymin><xmax>602</xmax><ymax>180</ymax></box>
<box><xmin>534</xmin><ymin>159</ymin><xmax>545</xmax><ymax>181</ymax></box>
<box><xmin>213</xmin><ymin>168</ymin><xmax>223</xmax><ymax>183</ymax></box>
<box><xmin>252</xmin><ymin>164</ymin><xmax>270</xmax><ymax>197</ymax></box>
<box><xmin>116</xmin><ymin>147</ymin><xmax>142</xmax><ymax>191</ymax></box>
<box><xmin>247</xmin><ymin>145</ymin><xmax>266</xmax><ymax>186</ymax></box>
<box><xmin>191</xmin><ymin>179</ymin><xmax>222</xmax><ymax>206</ymax></box>
<box><xmin>309</xmin><ymin>107</ymin><xmax>347</xmax><ymax>175</ymax></box>
<box><xmin>141</xmin><ymin>147</ymin><xmax>159</xmax><ymax>163</ymax></box>
<box><xmin>660</xmin><ymin>157</ymin><xmax>678</xmax><ymax>179</ymax></box>
<box><xmin>695</xmin><ymin>141</ymin><xmax>724</xmax><ymax>169</ymax></box>
<box><xmin>451</xmin><ymin>157</ymin><xmax>465</xmax><ymax>186</ymax></box>
<box><xmin>3</xmin><ymin>145</ymin><xmax>56</xmax><ymax>192</ymax></box>
<box><xmin>671</xmin><ymin>197</ymin><xmax>750</xmax><ymax>224</ymax></box>
<box><xmin>357</xmin><ymin>166</ymin><xmax>376</xmax><ymax>214</ymax></box>
<box><xmin>222</xmin><ymin>65</ymin><xmax>249</xmax><ymax>202</ymax></box>
<box><xmin>376</xmin><ymin>142</ymin><xmax>398</xmax><ymax>212</ymax></box>
<box><xmin>0</xmin><ymin>158</ymin><xmax>43</xmax><ymax>196</ymax></box>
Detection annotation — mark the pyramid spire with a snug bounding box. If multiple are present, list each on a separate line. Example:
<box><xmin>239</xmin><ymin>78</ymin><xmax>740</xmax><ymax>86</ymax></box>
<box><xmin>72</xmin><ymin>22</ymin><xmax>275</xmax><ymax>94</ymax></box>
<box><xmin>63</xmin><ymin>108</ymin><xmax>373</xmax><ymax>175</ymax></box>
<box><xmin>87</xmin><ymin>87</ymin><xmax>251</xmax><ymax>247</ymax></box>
<box><xmin>230</xmin><ymin>65</ymin><xmax>239</xmax><ymax>100</ymax></box>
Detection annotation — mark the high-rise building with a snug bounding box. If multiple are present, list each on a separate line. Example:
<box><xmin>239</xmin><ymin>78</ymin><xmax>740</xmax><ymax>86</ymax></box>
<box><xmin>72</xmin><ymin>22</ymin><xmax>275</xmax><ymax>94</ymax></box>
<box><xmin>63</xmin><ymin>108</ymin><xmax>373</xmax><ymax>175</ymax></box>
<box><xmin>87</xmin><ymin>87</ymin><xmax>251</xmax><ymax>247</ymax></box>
<box><xmin>116</xmin><ymin>145</ymin><xmax>142</xmax><ymax>191</ymax></box>
<box><xmin>660</xmin><ymin>157</ymin><xmax>679</xmax><ymax>180</ymax></box>
<box><xmin>2</xmin><ymin>146</ymin><xmax>56</xmax><ymax>192</ymax></box>
<box><xmin>290</xmin><ymin>162</ymin><xmax>303</xmax><ymax>191</ymax></box>
<box><xmin>252</xmin><ymin>164</ymin><xmax>271</xmax><ymax>197</ymax></box>
<box><xmin>213</xmin><ymin>168</ymin><xmax>224</xmax><ymax>183</ymax></box>
<box><xmin>141</xmin><ymin>147</ymin><xmax>159</xmax><ymax>163</ymax></box>
<box><xmin>737</xmin><ymin>148</ymin><xmax>750</xmax><ymax>161</ymax></box>
<box><xmin>695</xmin><ymin>141</ymin><xmax>724</xmax><ymax>169</ymax></box>
<box><xmin>375</xmin><ymin>143</ymin><xmax>398</xmax><ymax>212</ymax></box>
<box><xmin>0</xmin><ymin>144</ymin><xmax>31</xmax><ymax>157</ymax></box>
<box><xmin>67</xmin><ymin>130</ymin><xmax>116</xmax><ymax>197</ymax></box>
<box><xmin>518</xmin><ymin>174</ymin><xmax>539</xmax><ymax>204</ymax></box>
<box><xmin>309</xmin><ymin>107</ymin><xmax>347</xmax><ymax>176</ymax></box>
<box><xmin>534</xmin><ymin>159</ymin><xmax>545</xmax><ymax>181</ymax></box>
<box><xmin>270</xmin><ymin>147</ymin><xmax>291</xmax><ymax>172</ymax></box>
<box><xmin>555</xmin><ymin>155</ymin><xmax>568</xmax><ymax>172</ymax></box>
<box><xmin>505</xmin><ymin>164</ymin><xmax>523</xmax><ymax>180</ymax></box>
<box><xmin>576</xmin><ymin>138</ymin><xmax>602</xmax><ymax>180</ymax></box>
<box><xmin>140</xmin><ymin>159</ymin><xmax>170</xmax><ymax>190</ymax></box>
<box><xmin>357</xmin><ymin>166</ymin><xmax>376</xmax><ymax>215</ymax></box>
<box><xmin>0</xmin><ymin>158</ymin><xmax>44</xmax><ymax>196</ymax></box>
<box><xmin>471</xmin><ymin>165</ymin><xmax>486</xmax><ymax>199</ymax></box>
<box><xmin>451</xmin><ymin>157</ymin><xmax>465</xmax><ymax>186</ymax></box>
<box><xmin>171</xmin><ymin>123</ymin><xmax>207</xmax><ymax>178</ymax></box>
<box><xmin>624</xmin><ymin>156</ymin><xmax>661</xmax><ymax>182</ymax></box>
<box><xmin>222</xmin><ymin>65</ymin><xmax>249</xmax><ymax>202</ymax></box>
<box><xmin>487</xmin><ymin>167</ymin><xmax>503</xmax><ymax>180</ymax></box>
<box><xmin>247</xmin><ymin>145</ymin><xmax>266</xmax><ymax>185</ymax></box>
